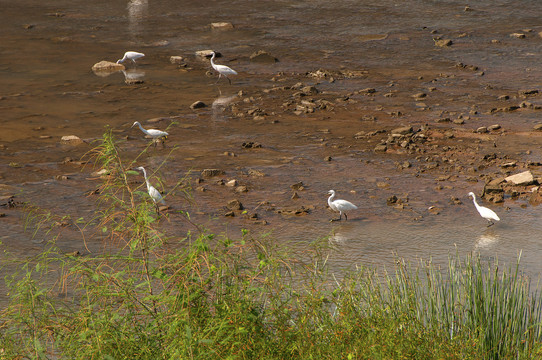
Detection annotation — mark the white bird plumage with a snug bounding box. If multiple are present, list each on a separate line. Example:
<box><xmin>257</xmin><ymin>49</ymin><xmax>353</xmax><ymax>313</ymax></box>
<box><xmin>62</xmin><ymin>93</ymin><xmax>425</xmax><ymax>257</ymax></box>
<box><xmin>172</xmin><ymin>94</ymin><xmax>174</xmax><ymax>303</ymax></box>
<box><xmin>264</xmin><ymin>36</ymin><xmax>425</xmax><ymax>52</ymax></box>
<box><xmin>132</xmin><ymin>121</ymin><xmax>168</xmax><ymax>145</ymax></box>
<box><xmin>117</xmin><ymin>51</ymin><xmax>145</xmax><ymax>64</ymax></box>
<box><xmin>468</xmin><ymin>192</ymin><xmax>500</xmax><ymax>226</ymax></box>
<box><xmin>327</xmin><ymin>190</ymin><xmax>358</xmax><ymax>221</ymax></box>
<box><xmin>210</xmin><ymin>52</ymin><xmax>238</xmax><ymax>85</ymax></box>
<box><xmin>136</xmin><ymin>166</ymin><xmax>165</xmax><ymax>206</ymax></box>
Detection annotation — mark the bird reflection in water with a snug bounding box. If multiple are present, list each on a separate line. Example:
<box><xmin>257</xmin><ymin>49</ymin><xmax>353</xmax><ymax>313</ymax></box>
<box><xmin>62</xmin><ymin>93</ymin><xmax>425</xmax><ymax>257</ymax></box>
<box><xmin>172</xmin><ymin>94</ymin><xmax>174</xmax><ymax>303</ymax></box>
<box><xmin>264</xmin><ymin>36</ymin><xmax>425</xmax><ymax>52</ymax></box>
<box><xmin>122</xmin><ymin>69</ymin><xmax>146</xmax><ymax>84</ymax></box>
<box><xmin>212</xmin><ymin>92</ymin><xmax>238</xmax><ymax>122</ymax></box>
<box><xmin>328</xmin><ymin>232</ymin><xmax>348</xmax><ymax>245</ymax></box>
<box><xmin>474</xmin><ymin>228</ymin><xmax>500</xmax><ymax>250</ymax></box>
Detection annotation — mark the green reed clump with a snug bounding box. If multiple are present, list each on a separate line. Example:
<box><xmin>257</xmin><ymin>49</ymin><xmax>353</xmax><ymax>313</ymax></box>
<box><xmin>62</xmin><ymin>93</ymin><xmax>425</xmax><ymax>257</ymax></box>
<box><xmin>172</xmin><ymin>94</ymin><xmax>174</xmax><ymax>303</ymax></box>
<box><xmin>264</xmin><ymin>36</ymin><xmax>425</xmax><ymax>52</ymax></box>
<box><xmin>1</xmin><ymin>131</ymin><xmax>542</xmax><ymax>359</ymax></box>
<box><xmin>386</xmin><ymin>254</ymin><xmax>542</xmax><ymax>359</ymax></box>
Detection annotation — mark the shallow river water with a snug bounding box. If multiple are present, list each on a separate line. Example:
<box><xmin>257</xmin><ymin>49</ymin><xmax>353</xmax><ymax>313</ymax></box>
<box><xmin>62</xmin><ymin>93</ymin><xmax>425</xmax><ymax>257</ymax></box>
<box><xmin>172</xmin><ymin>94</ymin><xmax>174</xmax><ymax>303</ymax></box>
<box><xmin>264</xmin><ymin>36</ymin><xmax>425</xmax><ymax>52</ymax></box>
<box><xmin>3</xmin><ymin>0</ymin><xmax>542</xmax><ymax>303</ymax></box>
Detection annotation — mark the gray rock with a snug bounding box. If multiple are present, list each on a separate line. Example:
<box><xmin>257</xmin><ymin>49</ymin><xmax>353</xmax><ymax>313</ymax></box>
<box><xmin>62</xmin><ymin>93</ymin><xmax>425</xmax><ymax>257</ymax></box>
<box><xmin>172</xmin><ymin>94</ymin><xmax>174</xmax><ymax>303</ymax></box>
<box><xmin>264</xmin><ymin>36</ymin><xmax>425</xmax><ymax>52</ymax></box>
<box><xmin>386</xmin><ymin>195</ymin><xmax>398</xmax><ymax>205</ymax></box>
<box><xmin>519</xmin><ymin>89</ymin><xmax>538</xmax><ymax>96</ymax></box>
<box><xmin>434</xmin><ymin>39</ymin><xmax>453</xmax><ymax>47</ymax></box>
<box><xmin>374</xmin><ymin>144</ymin><xmax>387</xmax><ymax>152</ymax></box>
<box><xmin>226</xmin><ymin>179</ymin><xmax>237</xmax><ymax>187</ymax></box>
<box><xmin>169</xmin><ymin>56</ymin><xmax>185</xmax><ymax>64</ymax></box>
<box><xmin>301</xmin><ymin>86</ymin><xmax>319</xmax><ymax>95</ymax></box>
<box><xmin>488</xmin><ymin>124</ymin><xmax>501</xmax><ymax>131</ymax></box>
<box><xmin>235</xmin><ymin>186</ymin><xmax>248</xmax><ymax>193</ymax></box>
<box><xmin>505</xmin><ymin>171</ymin><xmax>534</xmax><ymax>186</ymax></box>
<box><xmin>359</xmin><ymin>88</ymin><xmax>376</xmax><ymax>95</ymax></box>
<box><xmin>210</xmin><ymin>22</ymin><xmax>234</xmax><ymax>30</ymax></box>
<box><xmin>60</xmin><ymin>135</ymin><xmax>84</xmax><ymax>145</ymax></box>
<box><xmin>190</xmin><ymin>101</ymin><xmax>206</xmax><ymax>109</ymax></box>
<box><xmin>533</xmin><ymin>124</ymin><xmax>542</xmax><ymax>131</ymax></box>
<box><xmin>195</xmin><ymin>50</ymin><xmax>220</xmax><ymax>58</ymax></box>
<box><xmin>413</xmin><ymin>92</ymin><xmax>427</xmax><ymax>99</ymax></box>
<box><xmin>91</xmin><ymin>61</ymin><xmax>125</xmax><ymax>72</ymax></box>
<box><xmin>248</xmin><ymin>169</ymin><xmax>265</xmax><ymax>177</ymax></box>
<box><xmin>227</xmin><ymin>199</ymin><xmax>244</xmax><ymax>211</ymax></box>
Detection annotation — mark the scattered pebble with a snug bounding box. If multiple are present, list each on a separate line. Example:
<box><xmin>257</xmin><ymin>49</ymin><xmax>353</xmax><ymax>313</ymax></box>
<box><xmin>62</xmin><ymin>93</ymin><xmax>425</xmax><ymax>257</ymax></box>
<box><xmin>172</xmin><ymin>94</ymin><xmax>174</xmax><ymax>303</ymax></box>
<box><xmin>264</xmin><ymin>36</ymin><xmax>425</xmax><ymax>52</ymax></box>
<box><xmin>201</xmin><ymin>169</ymin><xmax>225</xmax><ymax>178</ymax></box>
<box><xmin>190</xmin><ymin>101</ymin><xmax>206</xmax><ymax>109</ymax></box>
<box><xmin>210</xmin><ymin>22</ymin><xmax>234</xmax><ymax>30</ymax></box>
<box><xmin>60</xmin><ymin>135</ymin><xmax>84</xmax><ymax>145</ymax></box>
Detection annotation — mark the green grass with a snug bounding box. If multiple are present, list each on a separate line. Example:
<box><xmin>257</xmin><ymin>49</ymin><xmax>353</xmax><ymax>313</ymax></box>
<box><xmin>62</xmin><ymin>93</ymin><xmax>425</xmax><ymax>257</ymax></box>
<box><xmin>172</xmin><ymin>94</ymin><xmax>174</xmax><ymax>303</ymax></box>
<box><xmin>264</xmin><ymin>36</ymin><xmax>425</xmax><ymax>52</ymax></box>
<box><xmin>1</xmin><ymin>131</ymin><xmax>542</xmax><ymax>359</ymax></box>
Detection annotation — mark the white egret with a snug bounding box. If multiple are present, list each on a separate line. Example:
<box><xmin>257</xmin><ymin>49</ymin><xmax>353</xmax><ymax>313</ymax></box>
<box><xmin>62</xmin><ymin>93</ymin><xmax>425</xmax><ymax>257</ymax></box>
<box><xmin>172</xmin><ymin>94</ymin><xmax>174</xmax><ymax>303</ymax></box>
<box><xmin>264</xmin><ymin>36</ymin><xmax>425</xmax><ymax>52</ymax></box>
<box><xmin>131</xmin><ymin>121</ymin><xmax>168</xmax><ymax>146</ymax></box>
<box><xmin>209</xmin><ymin>52</ymin><xmax>237</xmax><ymax>85</ymax></box>
<box><xmin>117</xmin><ymin>51</ymin><xmax>145</xmax><ymax>64</ymax></box>
<box><xmin>468</xmin><ymin>192</ymin><xmax>500</xmax><ymax>227</ymax></box>
<box><xmin>136</xmin><ymin>166</ymin><xmax>165</xmax><ymax>207</ymax></box>
<box><xmin>327</xmin><ymin>190</ymin><xmax>358</xmax><ymax>221</ymax></box>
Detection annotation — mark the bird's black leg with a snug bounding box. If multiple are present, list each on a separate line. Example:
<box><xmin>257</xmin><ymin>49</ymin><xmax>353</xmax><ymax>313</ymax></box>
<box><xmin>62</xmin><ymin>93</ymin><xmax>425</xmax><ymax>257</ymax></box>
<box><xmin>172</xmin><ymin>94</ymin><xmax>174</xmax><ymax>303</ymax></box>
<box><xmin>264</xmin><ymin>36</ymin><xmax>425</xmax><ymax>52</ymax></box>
<box><xmin>344</xmin><ymin>213</ymin><xmax>348</xmax><ymax>221</ymax></box>
<box><xmin>487</xmin><ymin>220</ymin><xmax>494</xmax><ymax>227</ymax></box>
<box><xmin>330</xmin><ymin>212</ymin><xmax>342</xmax><ymax>222</ymax></box>
<box><xmin>227</xmin><ymin>76</ymin><xmax>232</xmax><ymax>85</ymax></box>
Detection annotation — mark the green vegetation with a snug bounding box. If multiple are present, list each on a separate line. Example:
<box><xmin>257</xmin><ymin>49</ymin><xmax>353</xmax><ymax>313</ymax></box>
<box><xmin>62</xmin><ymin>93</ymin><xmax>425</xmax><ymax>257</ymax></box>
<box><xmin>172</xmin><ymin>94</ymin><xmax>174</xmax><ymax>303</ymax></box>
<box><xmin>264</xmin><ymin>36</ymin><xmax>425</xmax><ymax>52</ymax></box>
<box><xmin>1</xmin><ymin>132</ymin><xmax>542</xmax><ymax>359</ymax></box>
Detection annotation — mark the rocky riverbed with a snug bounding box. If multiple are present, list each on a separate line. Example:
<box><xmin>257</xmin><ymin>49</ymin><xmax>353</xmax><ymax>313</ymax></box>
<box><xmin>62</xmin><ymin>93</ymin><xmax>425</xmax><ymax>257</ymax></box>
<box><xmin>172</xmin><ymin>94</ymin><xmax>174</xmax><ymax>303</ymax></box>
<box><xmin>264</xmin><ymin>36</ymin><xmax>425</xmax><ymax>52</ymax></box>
<box><xmin>2</xmin><ymin>0</ymin><xmax>542</xmax><ymax>289</ymax></box>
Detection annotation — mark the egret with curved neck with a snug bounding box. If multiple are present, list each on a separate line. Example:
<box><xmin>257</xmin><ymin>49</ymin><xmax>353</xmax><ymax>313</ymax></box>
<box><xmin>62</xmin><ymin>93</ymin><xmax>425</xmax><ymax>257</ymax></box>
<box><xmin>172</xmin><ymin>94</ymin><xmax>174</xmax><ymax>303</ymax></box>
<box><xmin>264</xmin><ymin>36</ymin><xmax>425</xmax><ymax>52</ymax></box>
<box><xmin>136</xmin><ymin>166</ymin><xmax>165</xmax><ymax>208</ymax></box>
<box><xmin>117</xmin><ymin>51</ymin><xmax>145</xmax><ymax>64</ymax></box>
<box><xmin>327</xmin><ymin>190</ymin><xmax>358</xmax><ymax>222</ymax></box>
<box><xmin>132</xmin><ymin>121</ymin><xmax>168</xmax><ymax>146</ymax></box>
<box><xmin>210</xmin><ymin>52</ymin><xmax>237</xmax><ymax>85</ymax></box>
<box><xmin>468</xmin><ymin>192</ymin><xmax>500</xmax><ymax>227</ymax></box>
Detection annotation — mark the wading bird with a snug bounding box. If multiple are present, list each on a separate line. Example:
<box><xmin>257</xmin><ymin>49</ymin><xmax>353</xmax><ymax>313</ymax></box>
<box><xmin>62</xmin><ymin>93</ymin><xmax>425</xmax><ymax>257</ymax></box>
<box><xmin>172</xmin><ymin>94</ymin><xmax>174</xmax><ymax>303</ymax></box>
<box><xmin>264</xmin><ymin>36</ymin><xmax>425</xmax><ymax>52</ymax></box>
<box><xmin>468</xmin><ymin>192</ymin><xmax>500</xmax><ymax>227</ymax></box>
<box><xmin>136</xmin><ymin>166</ymin><xmax>165</xmax><ymax>209</ymax></box>
<box><xmin>209</xmin><ymin>51</ymin><xmax>237</xmax><ymax>85</ymax></box>
<box><xmin>327</xmin><ymin>190</ymin><xmax>358</xmax><ymax>221</ymax></box>
<box><xmin>131</xmin><ymin>121</ymin><xmax>168</xmax><ymax>146</ymax></box>
<box><xmin>117</xmin><ymin>51</ymin><xmax>145</xmax><ymax>64</ymax></box>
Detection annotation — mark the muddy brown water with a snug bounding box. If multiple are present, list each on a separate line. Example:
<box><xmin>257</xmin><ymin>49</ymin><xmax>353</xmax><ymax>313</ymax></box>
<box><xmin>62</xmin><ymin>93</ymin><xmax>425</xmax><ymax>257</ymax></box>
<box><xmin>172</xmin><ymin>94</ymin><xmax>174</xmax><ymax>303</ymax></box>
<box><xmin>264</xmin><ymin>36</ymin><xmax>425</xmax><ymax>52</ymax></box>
<box><xmin>3</xmin><ymin>0</ymin><xmax>542</xmax><ymax>305</ymax></box>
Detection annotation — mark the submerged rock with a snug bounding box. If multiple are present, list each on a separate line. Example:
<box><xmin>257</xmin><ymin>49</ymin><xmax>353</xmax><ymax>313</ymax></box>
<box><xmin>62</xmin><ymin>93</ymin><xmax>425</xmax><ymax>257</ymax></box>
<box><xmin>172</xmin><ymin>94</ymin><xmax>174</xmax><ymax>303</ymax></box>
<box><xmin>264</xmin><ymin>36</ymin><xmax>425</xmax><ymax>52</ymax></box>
<box><xmin>169</xmin><ymin>56</ymin><xmax>185</xmax><ymax>64</ymax></box>
<box><xmin>201</xmin><ymin>169</ymin><xmax>225</xmax><ymax>178</ymax></box>
<box><xmin>434</xmin><ymin>39</ymin><xmax>453</xmax><ymax>47</ymax></box>
<box><xmin>210</xmin><ymin>22</ymin><xmax>234</xmax><ymax>30</ymax></box>
<box><xmin>250</xmin><ymin>50</ymin><xmax>278</xmax><ymax>63</ymax></box>
<box><xmin>60</xmin><ymin>135</ymin><xmax>84</xmax><ymax>145</ymax></box>
<box><xmin>196</xmin><ymin>50</ymin><xmax>220</xmax><ymax>58</ymax></box>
